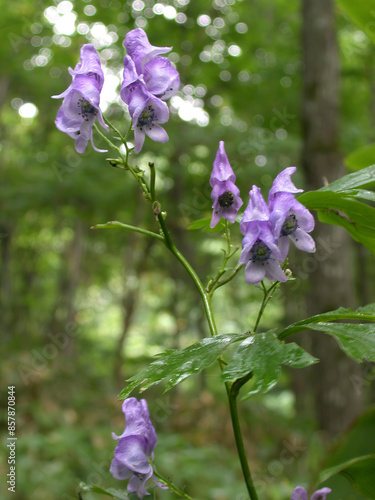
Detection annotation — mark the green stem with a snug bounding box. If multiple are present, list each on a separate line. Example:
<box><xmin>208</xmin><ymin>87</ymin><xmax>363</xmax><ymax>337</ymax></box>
<box><xmin>252</xmin><ymin>280</ymin><xmax>280</xmax><ymax>334</ymax></box>
<box><xmin>90</xmin><ymin>221</ymin><xmax>164</xmax><ymax>242</ymax></box>
<box><xmin>153</xmin><ymin>471</ymin><xmax>193</xmax><ymax>500</ymax></box>
<box><xmin>228</xmin><ymin>380</ymin><xmax>259</xmax><ymax>500</ymax></box>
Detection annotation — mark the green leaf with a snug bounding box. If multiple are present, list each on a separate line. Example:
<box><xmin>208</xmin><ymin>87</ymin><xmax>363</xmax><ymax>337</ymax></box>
<box><xmin>319</xmin><ymin>455</ymin><xmax>375</xmax><ymax>498</ymax></box>
<box><xmin>346</xmin><ymin>144</ymin><xmax>375</xmax><ymax>171</ymax></box>
<box><xmin>79</xmin><ymin>483</ymin><xmax>130</xmax><ymax>499</ymax></box>
<box><xmin>336</xmin><ymin>0</ymin><xmax>375</xmax><ymax>44</ymax></box>
<box><xmin>187</xmin><ymin>217</ymin><xmax>225</xmax><ymax>232</ymax></box>
<box><xmin>298</xmin><ymin>189</ymin><xmax>375</xmax><ymax>253</ymax></box>
<box><xmin>221</xmin><ymin>332</ymin><xmax>318</xmax><ymax>397</ymax></box>
<box><xmin>314</xmin><ymin>165</ymin><xmax>375</xmax><ymax>192</ymax></box>
<box><xmin>307</xmin><ymin>323</ymin><xmax>375</xmax><ymax>363</ymax></box>
<box><xmin>278</xmin><ymin>304</ymin><xmax>375</xmax><ymax>340</ymax></box>
<box><xmin>118</xmin><ymin>334</ymin><xmax>244</xmax><ymax>399</ymax></box>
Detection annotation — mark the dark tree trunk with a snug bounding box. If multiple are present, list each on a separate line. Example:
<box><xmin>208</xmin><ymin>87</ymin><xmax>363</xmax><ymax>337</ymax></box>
<box><xmin>301</xmin><ymin>0</ymin><xmax>363</xmax><ymax>434</ymax></box>
<box><xmin>0</xmin><ymin>223</ymin><xmax>12</xmax><ymax>335</ymax></box>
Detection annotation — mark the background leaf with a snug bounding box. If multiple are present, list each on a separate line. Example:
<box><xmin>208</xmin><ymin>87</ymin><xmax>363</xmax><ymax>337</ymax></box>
<box><xmin>118</xmin><ymin>334</ymin><xmax>244</xmax><ymax>399</ymax></box>
<box><xmin>79</xmin><ymin>483</ymin><xmax>130</xmax><ymax>499</ymax></box>
<box><xmin>319</xmin><ymin>455</ymin><xmax>375</xmax><ymax>498</ymax></box>
<box><xmin>278</xmin><ymin>304</ymin><xmax>375</xmax><ymax>340</ymax></box>
<box><xmin>336</xmin><ymin>0</ymin><xmax>375</xmax><ymax>44</ymax></box>
<box><xmin>346</xmin><ymin>145</ymin><xmax>375</xmax><ymax>171</ymax></box>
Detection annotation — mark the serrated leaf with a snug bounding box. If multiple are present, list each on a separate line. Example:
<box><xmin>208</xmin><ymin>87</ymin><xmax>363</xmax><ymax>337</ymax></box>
<box><xmin>319</xmin><ymin>455</ymin><xmax>375</xmax><ymax>498</ymax></box>
<box><xmin>307</xmin><ymin>323</ymin><xmax>375</xmax><ymax>363</ymax></box>
<box><xmin>119</xmin><ymin>334</ymin><xmax>244</xmax><ymax>399</ymax></box>
<box><xmin>221</xmin><ymin>332</ymin><xmax>318</xmax><ymax>397</ymax></box>
<box><xmin>187</xmin><ymin>217</ymin><xmax>225</xmax><ymax>233</ymax></box>
<box><xmin>79</xmin><ymin>483</ymin><xmax>130</xmax><ymax>499</ymax></box>
<box><xmin>278</xmin><ymin>304</ymin><xmax>375</xmax><ymax>340</ymax></box>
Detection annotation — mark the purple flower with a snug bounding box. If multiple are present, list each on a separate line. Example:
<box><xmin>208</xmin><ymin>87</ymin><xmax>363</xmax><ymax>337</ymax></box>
<box><xmin>110</xmin><ymin>398</ymin><xmax>167</xmax><ymax>499</ymax></box>
<box><xmin>210</xmin><ymin>141</ymin><xmax>243</xmax><ymax>228</ymax></box>
<box><xmin>291</xmin><ymin>486</ymin><xmax>332</xmax><ymax>500</ymax></box>
<box><xmin>269</xmin><ymin>167</ymin><xmax>315</xmax><ymax>260</ymax></box>
<box><xmin>239</xmin><ymin>186</ymin><xmax>287</xmax><ymax>285</ymax></box>
<box><xmin>124</xmin><ymin>28</ymin><xmax>172</xmax><ymax>75</ymax></box>
<box><xmin>52</xmin><ymin>44</ymin><xmax>107</xmax><ymax>153</ymax></box>
<box><xmin>127</xmin><ymin>84</ymin><xmax>169</xmax><ymax>154</ymax></box>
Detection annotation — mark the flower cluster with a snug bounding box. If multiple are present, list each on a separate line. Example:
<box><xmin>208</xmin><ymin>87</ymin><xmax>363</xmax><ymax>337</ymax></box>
<box><xmin>53</xmin><ymin>29</ymin><xmax>179</xmax><ymax>155</ymax></box>
<box><xmin>52</xmin><ymin>44</ymin><xmax>108</xmax><ymax>154</ymax></box>
<box><xmin>240</xmin><ymin>167</ymin><xmax>315</xmax><ymax>285</ymax></box>
<box><xmin>209</xmin><ymin>144</ymin><xmax>315</xmax><ymax>286</ymax></box>
<box><xmin>120</xmin><ymin>29</ymin><xmax>180</xmax><ymax>154</ymax></box>
<box><xmin>291</xmin><ymin>486</ymin><xmax>332</xmax><ymax>500</ymax></box>
<box><xmin>110</xmin><ymin>398</ymin><xmax>167</xmax><ymax>499</ymax></box>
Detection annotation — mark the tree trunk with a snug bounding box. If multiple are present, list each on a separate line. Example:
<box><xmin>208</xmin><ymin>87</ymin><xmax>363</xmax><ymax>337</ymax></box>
<box><xmin>301</xmin><ymin>0</ymin><xmax>363</xmax><ymax>434</ymax></box>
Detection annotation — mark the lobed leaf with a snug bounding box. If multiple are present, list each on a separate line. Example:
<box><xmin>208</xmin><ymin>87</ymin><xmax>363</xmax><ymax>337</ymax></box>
<box><xmin>221</xmin><ymin>332</ymin><xmax>318</xmax><ymax>397</ymax></box>
<box><xmin>118</xmin><ymin>334</ymin><xmax>245</xmax><ymax>399</ymax></box>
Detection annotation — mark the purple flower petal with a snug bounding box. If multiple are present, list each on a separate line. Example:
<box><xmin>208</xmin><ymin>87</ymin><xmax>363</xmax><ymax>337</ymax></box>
<box><xmin>128</xmin><ymin>469</ymin><xmax>154</xmax><ymax>499</ymax></box>
<box><xmin>269</xmin><ymin>167</ymin><xmax>303</xmax><ymax>207</ymax></box>
<box><xmin>210</xmin><ymin>179</ymin><xmax>243</xmax><ymax>228</ymax></box>
<box><xmin>311</xmin><ymin>488</ymin><xmax>332</xmax><ymax>500</ymax></box>
<box><xmin>210</xmin><ymin>141</ymin><xmax>236</xmax><ymax>184</ymax></box>
<box><xmin>265</xmin><ymin>258</ymin><xmax>288</xmax><ymax>282</ymax></box>
<box><xmin>291</xmin><ymin>486</ymin><xmax>309</xmax><ymax>500</ymax></box>
<box><xmin>121</xmin><ymin>56</ymin><xmax>142</xmax><ymax>104</ymax></box>
<box><xmin>245</xmin><ymin>260</ymin><xmax>267</xmax><ymax>285</ymax></box>
<box><xmin>290</xmin><ymin>228</ymin><xmax>316</xmax><ymax>253</ymax></box>
<box><xmin>124</xmin><ymin>28</ymin><xmax>171</xmax><ymax>74</ymax></box>
<box><xmin>143</xmin><ymin>57</ymin><xmax>180</xmax><ymax>100</ymax></box>
<box><xmin>114</xmin><ymin>435</ymin><xmax>152</xmax><ymax>475</ymax></box>
<box><xmin>109</xmin><ymin>458</ymin><xmax>133</xmax><ymax>480</ymax></box>
<box><xmin>68</xmin><ymin>44</ymin><xmax>105</xmax><ymax>91</ymax></box>
<box><xmin>240</xmin><ymin>186</ymin><xmax>270</xmax><ymax>235</ymax></box>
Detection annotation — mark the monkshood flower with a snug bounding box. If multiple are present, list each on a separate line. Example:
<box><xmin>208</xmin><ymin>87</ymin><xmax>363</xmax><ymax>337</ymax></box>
<box><xmin>239</xmin><ymin>186</ymin><xmax>287</xmax><ymax>285</ymax></box>
<box><xmin>52</xmin><ymin>44</ymin><xmax>107</xmax><ymax>153</ymax></box>
<box><xmin>269</xmin><ymin>167</ymin><xmax>315</xmax><ymax>260</ymax></box>
<box><xmin>124</xmin><ymin>28</ymin><xmax>172</xmax><ymax>75</ymax></box>
<box><xmin>127</xmin><ymin>83</ymin><xmax>169</xmax><ymax>154</ymax></box>
<box><xmin>110</xmin><ymin>398</ymin><xmax>167</xmax><ymax>499</ymax></box>
<box><xmin>210</xmin><ymin>141</ymin><xmax>243</xmax><ymax>228</ymax></box>
<box><xmin>291</xmin><ymin>486</ymin><xmax>332</xmax><ymax>500</ymax></box>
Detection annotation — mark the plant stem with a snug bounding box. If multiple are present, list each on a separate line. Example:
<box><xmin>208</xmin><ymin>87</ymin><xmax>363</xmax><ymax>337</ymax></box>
<box><xmin>153</xmin><ymin>471</ymin><xmax>194</xmax><ymax>500</ymax></box>
<box><xmin>90</xmin><ymin>221</ymin><xmax>164</xmax><ymax>242</ymax></box>
<box><xmin>252</xmin><ymin>280</ymin><xmax>280</xmax><ymax>334</ymax></box>
<box><xmin>228</xmin><ymin>383</ymin><xmax>259</xmax><ymax>500</ymax></box>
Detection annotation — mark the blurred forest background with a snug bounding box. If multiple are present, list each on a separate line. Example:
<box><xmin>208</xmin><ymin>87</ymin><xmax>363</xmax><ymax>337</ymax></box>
<box><xmin>1</xmin><ymin>0</ymin><xmax>375</xmax><ymax>499</ymax></box>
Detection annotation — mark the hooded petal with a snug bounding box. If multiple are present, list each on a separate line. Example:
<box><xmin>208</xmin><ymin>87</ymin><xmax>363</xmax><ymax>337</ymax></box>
<box><xmin>311</xmin><ymin>488</ymin><xmax>332</xmax><ymax>500</ymax></box>
<box><xmin>124</xmin><ymin>28</ymin><xmax>171</xmax><ymax>74</ymax></box>
<box><xmin>268</xmin><ymin>167</ymin><xmax>303</xmax><ymax>207</ymax></box>
<box><xmin>69</xmin><ymin>44</ymin><xmax>104</xmax><ymax>91</ymax></box>
<box><xmin>143</xmin><ymin>57</ymin><xmax>180</xmax><ymax>100</ymax></box>
<box><xmin>121</xmin><ymin>56</ymin><xmax>142</xmax><ymax>104</ymax></box>
<box><xmin>210</xmin><ymin>141</ymin><xmax>236</xmax><ymax>185</ymax></box>
<box><xmin>291</xmin><ymin>486</ymin><xmax>309</xmax><ymax>500</ymax></box>
<box><xmin>114</xmin><ymin>435</ymin><xmax>152</xmax><ymax>475</ymax></box>
<box><xmin>113</xmin><ymin>398</ymin><xmax>157</xmax><ymax>453</ymax></box>
<box><xmin>240</xmin><ymin>186</ymin><xmax>270</xmax><ymax>235</ymax></box>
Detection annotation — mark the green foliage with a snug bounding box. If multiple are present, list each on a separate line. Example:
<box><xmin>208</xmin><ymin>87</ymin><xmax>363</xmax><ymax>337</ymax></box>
<box><xmin>337</xmin><ymin>0</ymin><xmax>375</xmax><ymax>44</ymax></box>
<box><xmin>187</xmin><ymin>217</ymin><xmax>226</xmax><ymax>233</ymax></box>
<box><xmin>221</xmin><ymin>332</ymin><xmax>318</xmax><ymax>397</ymax></box>
<box><xmin>278</xmin><ymin>304</ymin><xmax>375</xmax><ymax>339</ymax></box>
<box><xmin>298</xmin><ymin>166</ymin><xmax>375</xmax><ymax>253</ymax></box>
<box><xmin>346</xmin><ymin>144</ymin><xmax>375</xmax><ymax>171</ymax></box>
<box><xmin>119</xmin><ymin>334</ymin><xmax>245</xmax><ymax>399</ymax></box>
<box><xmin>320</xmin><ymin>456</ymin><xmax>375</xmax><ymax>499</ymax></box>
